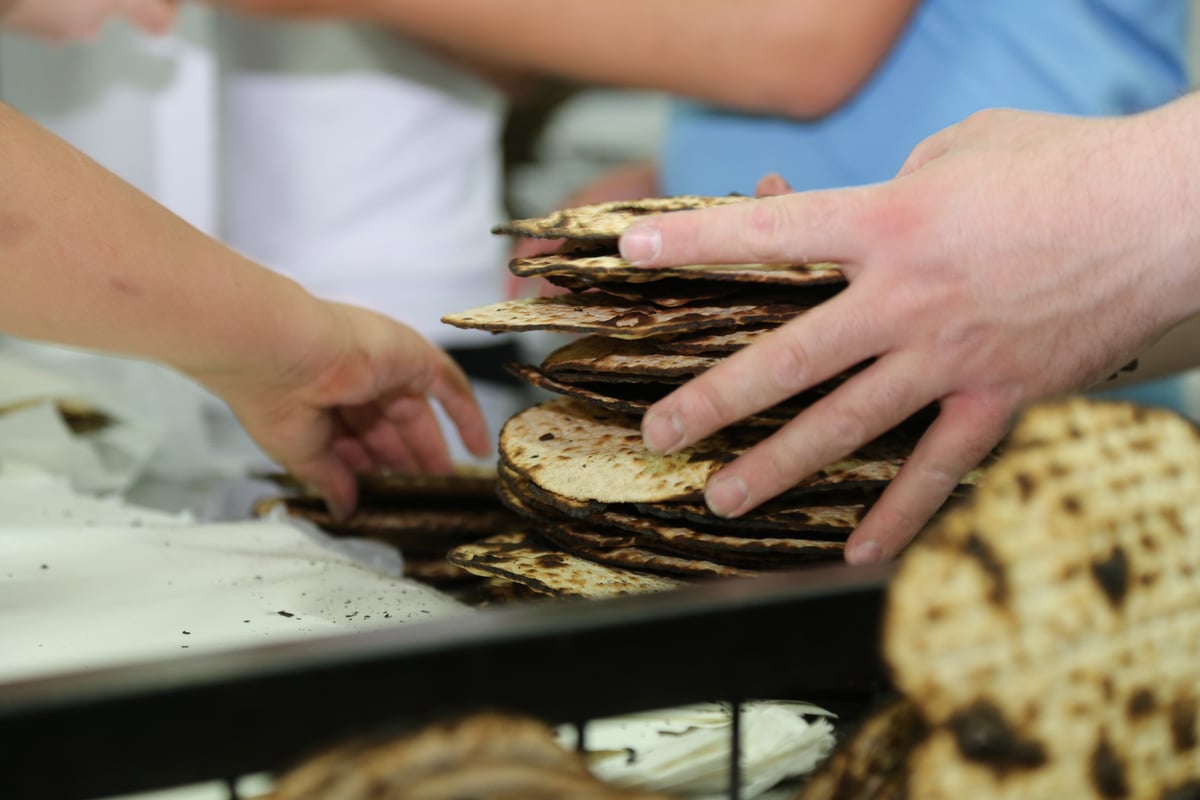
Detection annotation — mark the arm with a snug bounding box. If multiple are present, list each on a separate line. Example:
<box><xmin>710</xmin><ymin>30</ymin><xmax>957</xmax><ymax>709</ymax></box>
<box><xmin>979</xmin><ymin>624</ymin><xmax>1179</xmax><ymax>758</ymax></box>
<box><xmin>205</xmin><ymin>0</ymin><xmax>920</xmax><ymax>118</ymax></box>
<box><xmin>618</xmin><ymin>96</ymin><xmax>1200</xmax><ymax>562</ymax></box>
<box><xmin>0</xmin><ymin>102</ymin><xmax>490</xmax><ymax>514</ymax></box>
<box><xmin>0</xmin><ymin>0</ymin><xmax>176</xmax><ymax>40</ymax></box>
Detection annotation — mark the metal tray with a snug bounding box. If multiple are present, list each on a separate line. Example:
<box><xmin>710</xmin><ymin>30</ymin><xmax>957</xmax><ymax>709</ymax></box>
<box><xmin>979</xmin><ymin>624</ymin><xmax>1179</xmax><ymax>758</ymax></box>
<box><xmin>0</xmin><ymin>560</ymin><xmax>893</xmax><ymax>800</ymax></box>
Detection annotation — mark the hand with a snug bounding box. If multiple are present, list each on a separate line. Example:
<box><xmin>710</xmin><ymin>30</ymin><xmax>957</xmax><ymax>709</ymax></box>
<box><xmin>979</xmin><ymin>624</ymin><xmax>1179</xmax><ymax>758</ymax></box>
<box><xmin>0</xmin><ymin>0</ymin><xmax>177</xmax><ymax>41</ymax></box>
<box><xmin>619</xmin><ymin>106</ymin><xmax>1200</xmax><ymax>562</ymax></box>
<box><xmin>192</xmin><ymin>301</ymin><xmax>492</xmax><ymax>519</ymax></box>
<box><xmin>505</xmin><ymin>161</ymin><xmax>661</xmax><ymax>299</ymax></box>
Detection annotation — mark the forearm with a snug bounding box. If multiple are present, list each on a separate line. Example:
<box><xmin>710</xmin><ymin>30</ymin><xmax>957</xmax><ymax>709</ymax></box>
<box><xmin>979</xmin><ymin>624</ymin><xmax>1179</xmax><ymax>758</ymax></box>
<box><xmin>0</xmin><ymin>102</ymin><xmax>330</xmax><ymax>381</ymax></box>
<box><xmin>231</xmin><ymin>0</ymin><xmax>916</xmax><ymax>117</ymax></box>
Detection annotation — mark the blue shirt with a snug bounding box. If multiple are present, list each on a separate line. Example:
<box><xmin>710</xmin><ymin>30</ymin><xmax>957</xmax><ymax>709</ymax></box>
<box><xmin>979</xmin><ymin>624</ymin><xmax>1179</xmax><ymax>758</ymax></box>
<box><xmin>661</xmin><ymin>0</ymin><xmax>1189</xmax><ymax>196</ymax></box>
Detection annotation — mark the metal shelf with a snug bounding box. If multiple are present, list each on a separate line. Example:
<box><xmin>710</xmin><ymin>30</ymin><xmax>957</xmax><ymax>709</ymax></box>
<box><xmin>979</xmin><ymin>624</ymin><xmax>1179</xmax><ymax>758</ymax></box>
<box><xmin>0</xmin><ymin>560</ymin><xmax>892</xmax><ymax>800</ymax></box>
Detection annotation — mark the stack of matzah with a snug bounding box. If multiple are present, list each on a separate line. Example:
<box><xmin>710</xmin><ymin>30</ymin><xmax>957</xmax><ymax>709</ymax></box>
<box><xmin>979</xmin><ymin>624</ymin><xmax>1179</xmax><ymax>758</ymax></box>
<box><xmin>441</xmin><ymin>197</ymin><xmax>982</xmax><ymax>597</ymax></box>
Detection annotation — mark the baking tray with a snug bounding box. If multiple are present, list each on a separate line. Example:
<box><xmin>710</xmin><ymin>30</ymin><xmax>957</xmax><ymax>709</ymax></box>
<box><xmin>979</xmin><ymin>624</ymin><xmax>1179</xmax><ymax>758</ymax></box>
<box><xmin>0</xmin><ymin>560</ymin><xmax>892</xmax><ymax>800</ymax></box>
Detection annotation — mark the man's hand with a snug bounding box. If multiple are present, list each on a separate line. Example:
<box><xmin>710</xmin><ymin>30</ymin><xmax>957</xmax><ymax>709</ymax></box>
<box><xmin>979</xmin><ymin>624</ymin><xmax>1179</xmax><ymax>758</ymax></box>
<box><xmin>619</xmin><ymin>105</ymin><xmax>1200</xmax><ymax>563</ymax></box>
<box><xmin>0</xmin><ymin>0</ymin><xmax>177</xmax><ymax>41</ymax></box>
<box><xmin>191</xmin><ymin>301</ymin><xmax>491</xmax><ymax>520</ymax></box>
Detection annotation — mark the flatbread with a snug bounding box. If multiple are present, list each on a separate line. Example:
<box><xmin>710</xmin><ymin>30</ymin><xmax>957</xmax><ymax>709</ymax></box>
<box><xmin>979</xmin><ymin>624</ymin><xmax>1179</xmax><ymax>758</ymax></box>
<box><xmin>447</xmin><ymin>531</ymin><xmax>682</xmax><ymax>599</ymax></box>
<box><xmin>500</xmin><ymin>458</ymin><xmax>869</xmax><ymax>537</ymax></box>
<box><xmin>799</xmin><ymin>698</ymin><xmax>926</xmax><ymax>800</ymax></box>
<box><xmin>500</xmin><ymin>398</ymin><xmax>761</xmax><ymax>503</ymax></box>
<box><xmin>536</xmin><ymin>524</ymin><xmax>760</xmax><ymax>579</ymax></box>
<box><xmin>547</xmin><ymin>277</ymin><xmax>746</xmax><ymax>308</ymax></box>
<box><xmin>882</xmin><ymin>399</ymin><xmax>1200</xmax><ymax>799</ymax></box>
<box><xmin>268</xmin><ymin>497</ymin><xmax>518</xmax><ymax>555</ymax></box>
<box><xmin>509</xmin><ymin>362</ymin><xmax>865</xmax><ymax>426</ymax></box>
<box><xmin>542</xmin><ymin>336</ymin><xmax>720</xmax><ymax>382</ymax></box>
<box><xmin>500</xmin><ymin>399</ymin><xmax>942</xmax><ymax>504</ymax></box>
<box><xmin>492</xmin><ymin>195</ymin><xmax>751</xmax><ymax>240</ymax></box>
<box><xmin>654</xmin><ymin>328</ymin><xmax>774</xmax><ymax>355</ymax></box>
<box><xmin>442</xmin><ymin>295</ymin><xmax>812</xmax><ymax>340</ymax></box>
<box><xmin>259</xmin><ymin>466</ymin><xmax>500</xmax><ymax>502</ymax></box>
<box><xmin>512</xmin><ymin>253</ymin><xmax>845</xmax><ymax>287</ymax></box>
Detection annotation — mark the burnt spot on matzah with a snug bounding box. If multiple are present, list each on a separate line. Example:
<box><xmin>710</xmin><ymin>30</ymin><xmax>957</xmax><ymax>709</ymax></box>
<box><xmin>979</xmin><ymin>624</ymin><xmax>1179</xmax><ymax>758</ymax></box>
<box><xmin>964</xmin><ymin>532</ymin><xmax>1008</xmax><ymax>606</ymax></box>
<box><xmin>1162</xmin><ymin>780</ymin><xmax>1200</xmax><ymax>800</ymax></box>
<box><xmin>1172</xmin><ymin>696</ymin><xmax>1199</xmax><ymax>753</ymax></box>
<box><xmin>1091</xmin><ymin>547</ymin><xmax>1130</xmax><ymax>609</ymax></box>
<box><xmin>946</xmin><ymin>701</ymin><xmax>1046</xmax><ymax>773</ymax></box>
<box><xmin>1015</xmin><ymin>472</ymin><xmax>1036</xmax><ymax>501</ymax></box>
<box><xmin>1089</xmin><ymin>733</ymin><xmax>1130</xmax><ymax>799</ymax></box>
<box><xmin>1127</xmin><ymin>688</ymin><xmax>1157</xmax><ymax>719</ymax></box>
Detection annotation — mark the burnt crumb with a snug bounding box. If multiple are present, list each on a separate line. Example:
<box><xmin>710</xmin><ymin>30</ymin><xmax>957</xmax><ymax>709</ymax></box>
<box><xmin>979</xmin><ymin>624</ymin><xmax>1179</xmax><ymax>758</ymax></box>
<box><xmin>1128</xmin><ymin>688</ymin><xmax>1157</xmax><ymax>719</ymax></box>
<box><xmin>1090</xmin><ymin>734</ymin><xmax>1130</xmax><ymax>798</ymax></box>
<box><xmin>1171</xmin><ymin>696</ymin><xmax>1198</xmax><ymax>753</ymax></box>
<box><xmin>277</xmin><ymin>610</ymin><xmax>296</xmax><ymax>619</ymax></box>
<box><xmin>947</xmin><ymin>700</ymin><xmax>1046</xmax><ymax>772</ymax></box>
<box><xmin>964</xmin><ymin>533</ymin><xmax>1008</xmax><ymax>606</ymax></box>
<box><xmin>1162</xmin><ymin>780</ymin><xmax>1200</xmax><ymax>800</ymax></box>
<box><xmin>1091</xmin><ymin>547</ymin><xmax>1129</xmax><ymax>609</ymax></box>
<box><xmin>538</xmin><ymin>433</ymin><xmax>555</xmax><ymax>441</ymax></box>
<box><xmin>1015</xmin><ymin>472</ymin><xmax>1036</xmax><ymax>501</ymax></box>
<box><xmin>40</xmin><ymin>564</ymin><xmax>48</xmax><ymax>570</ymax></box>
<box><xmin>536</xmin><ymin>554</ymin><xmax>567</xmax><ymax>568</ymax></box>
<box><xmin>181</xmin><ymin>631</ymin><xmax>191</xmax><ymax>636</ymax></box>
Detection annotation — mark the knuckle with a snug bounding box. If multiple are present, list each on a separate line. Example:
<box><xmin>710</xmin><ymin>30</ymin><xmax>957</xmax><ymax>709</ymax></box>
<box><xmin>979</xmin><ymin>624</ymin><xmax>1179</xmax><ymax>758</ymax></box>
<box><xmin>742</xmin><ymin>200</ymin><xmax>790</xmax><ymax>262</ymax></box>
<box><xmin>764</xmin><ymin>336</ymin><xmax>812</xmax><ymax>393</ymax></box>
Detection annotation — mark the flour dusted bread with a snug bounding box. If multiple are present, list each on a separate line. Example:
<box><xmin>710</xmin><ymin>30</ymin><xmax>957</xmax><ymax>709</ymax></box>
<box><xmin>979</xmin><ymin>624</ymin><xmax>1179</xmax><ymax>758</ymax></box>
<box><xmin>873</xmin><ymin>399</ymin><xmax>1200</xmax><ymax>799</ymax></box>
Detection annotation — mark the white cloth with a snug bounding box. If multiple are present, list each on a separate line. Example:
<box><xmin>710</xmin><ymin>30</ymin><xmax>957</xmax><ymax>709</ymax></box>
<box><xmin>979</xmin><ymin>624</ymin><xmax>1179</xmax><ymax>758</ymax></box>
<box><xmin>219</xmin><ymin>17</ymin><xmax>511</xmax><ymax>347</ymax></box>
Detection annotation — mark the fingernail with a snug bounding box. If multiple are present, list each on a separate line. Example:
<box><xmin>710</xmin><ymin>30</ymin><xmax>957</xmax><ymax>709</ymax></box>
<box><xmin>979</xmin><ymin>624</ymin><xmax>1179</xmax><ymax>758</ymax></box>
<box><xmin>642</xmin><ymin>409</ymin><xmax>686</xmax><ymax>454</ymax></box>
<box><xmin>706</xmin><ymin>474</ymin><xmax>749</xmax><ymax>517</ymax></box>
<box><xmin>846</xmin><ymin>540</ymin><xmax>883</xmax><ymax>564</ymax></box>
<box><xmin>620</xmin><ymin>226</ymin><xmax>661</xmax><ymax>265</ymax></box>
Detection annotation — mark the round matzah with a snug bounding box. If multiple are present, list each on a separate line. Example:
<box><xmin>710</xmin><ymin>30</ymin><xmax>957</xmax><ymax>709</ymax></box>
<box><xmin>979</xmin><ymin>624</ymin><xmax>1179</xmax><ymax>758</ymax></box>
<box><xmin>500</xmin><ymin>399</ymin><xmax>758</xmax><ymax>503</ymax></box>
<box><xmin>492</xmin><ymin>195</ymin><xmax>751</xmax><ymax>240</ymax></box>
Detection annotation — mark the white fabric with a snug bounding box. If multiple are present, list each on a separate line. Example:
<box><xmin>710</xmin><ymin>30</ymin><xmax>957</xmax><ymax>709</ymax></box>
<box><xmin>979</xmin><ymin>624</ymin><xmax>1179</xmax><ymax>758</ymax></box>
<box><xmin>219</xmin><ymin>17</ymin><xmax>510</xmax><ymax>347</ymax></box>
<box><xmin>0</xmin><ymin>469</ymin><xmax>468</xmax><ymax>685</ymax></box>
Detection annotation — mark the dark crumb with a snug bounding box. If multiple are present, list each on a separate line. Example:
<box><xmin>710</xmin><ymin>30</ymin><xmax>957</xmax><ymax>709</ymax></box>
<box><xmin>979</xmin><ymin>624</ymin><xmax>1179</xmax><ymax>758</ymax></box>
<box><xmin>182</xmin><ymin>631</ymin><xmax>191</xmax><ymax>635</ymax></box>
<box><xmin>254</xmin><ymin>575</ymin><xmax>263</xmax><ymax>581</ymax></box>
<box><xmin>181</xmin><ymin>645</ymin><xmax>189</xmax><ymax>649</ymax></box>
<box><xmin>243</xmin><ymin>620</ymin><xmax>250</xmax><ymax>624</ymax></box>
<box><xmin>277</xmin><ymin>610</ymin><xmax>295</xmax><ymax>618</ymax></box>
<box><xmin>40</xmin><ymin>564</ymin><xmax>48</xmax><ymax>570</ymax></box>
<box><xmin>421</xmin><ymin>610</ymin><xmax>431</xmax><ymax>615</ymax></box>
<box><xmin>384</xmin><ymin>613</ymin><xmax>391</xmax><ymax>619</ymax></box>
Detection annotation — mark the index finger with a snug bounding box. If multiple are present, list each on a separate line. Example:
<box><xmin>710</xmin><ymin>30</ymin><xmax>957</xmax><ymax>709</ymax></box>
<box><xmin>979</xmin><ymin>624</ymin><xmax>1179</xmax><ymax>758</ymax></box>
<box><xmin>618</xmin><ymin>186</ymin><xmax>878</xmax><ymax>268</ymax></box>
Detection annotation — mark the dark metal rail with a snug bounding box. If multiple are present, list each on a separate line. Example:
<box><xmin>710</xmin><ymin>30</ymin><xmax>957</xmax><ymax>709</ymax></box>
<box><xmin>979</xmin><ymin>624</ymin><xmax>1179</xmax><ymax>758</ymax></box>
<box><xmin>0</xmin><ymin>561</ymin><xmax>892</xmax><ymax>800</ymax></box>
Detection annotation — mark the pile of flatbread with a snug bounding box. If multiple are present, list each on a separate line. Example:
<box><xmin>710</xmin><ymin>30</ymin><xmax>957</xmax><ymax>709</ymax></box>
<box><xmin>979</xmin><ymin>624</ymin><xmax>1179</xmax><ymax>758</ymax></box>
<box><xmin>800</xmin><ymin>398</ymin><xmax>1200</xmax><ymax>799</ymax></box>
<box><xmin>441</xmin><ymin>196</ymin><xmax>976</xmax><ymax>597</ymax></box>
<box><xmin>257</xmin><ymin>468</ymin><xmax>531</xmax><ymax>603</ymax></box>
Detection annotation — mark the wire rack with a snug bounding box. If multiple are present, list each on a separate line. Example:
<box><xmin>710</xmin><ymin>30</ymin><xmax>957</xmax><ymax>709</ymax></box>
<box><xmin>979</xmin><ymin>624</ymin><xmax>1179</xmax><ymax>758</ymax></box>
<box><xmin>0</xmin><ymin>560</ymin><xmax>893</xmax><ymax>800</ymax></box>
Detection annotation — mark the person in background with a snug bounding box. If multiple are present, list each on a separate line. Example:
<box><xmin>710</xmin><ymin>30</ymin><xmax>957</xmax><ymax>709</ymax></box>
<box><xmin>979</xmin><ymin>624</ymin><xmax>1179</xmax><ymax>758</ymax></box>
<box><xmin>618</xmin><ymin>98</ymin><xmax>1200</xmax><ymax>564</ymax></box>
<box><xmin>0</xmin><ymin>4</ymin><xmax>490</xmax><ymax>517</ymax></box>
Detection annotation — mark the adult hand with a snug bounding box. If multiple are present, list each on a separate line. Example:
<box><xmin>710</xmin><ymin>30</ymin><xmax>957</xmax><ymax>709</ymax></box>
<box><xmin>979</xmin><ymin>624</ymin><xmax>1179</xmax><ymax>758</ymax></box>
<box><xmin>0</xmin><ymin>0</ymin><xmax>177</xmax><ymax>41</ymax></box>
<box><xmin>619</xmin><ymin>105</ymin><xmax>1200</xmax><ymax>562</ymax></box>
<box><xmin>505</xmin><ymin>161</ymin><xmax>661</xmax><ymax>299</ymax></box>
<box><xmin>191</xmin><ymin>301</ymin><xmax>491</xmax><ymax>519</ymax></box>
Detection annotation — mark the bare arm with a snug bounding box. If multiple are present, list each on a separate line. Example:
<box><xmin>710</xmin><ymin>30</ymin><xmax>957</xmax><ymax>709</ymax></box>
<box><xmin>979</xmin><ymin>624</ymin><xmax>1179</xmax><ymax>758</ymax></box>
<box><xmin>206</xmin><ymin>0</ymin><xmax>920</xmax><ymax>117</ymax></box>
<box><xmin>0</xmin><ymin>102</ymin><xmax>490</xmax><ymax>512</ymax></box>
